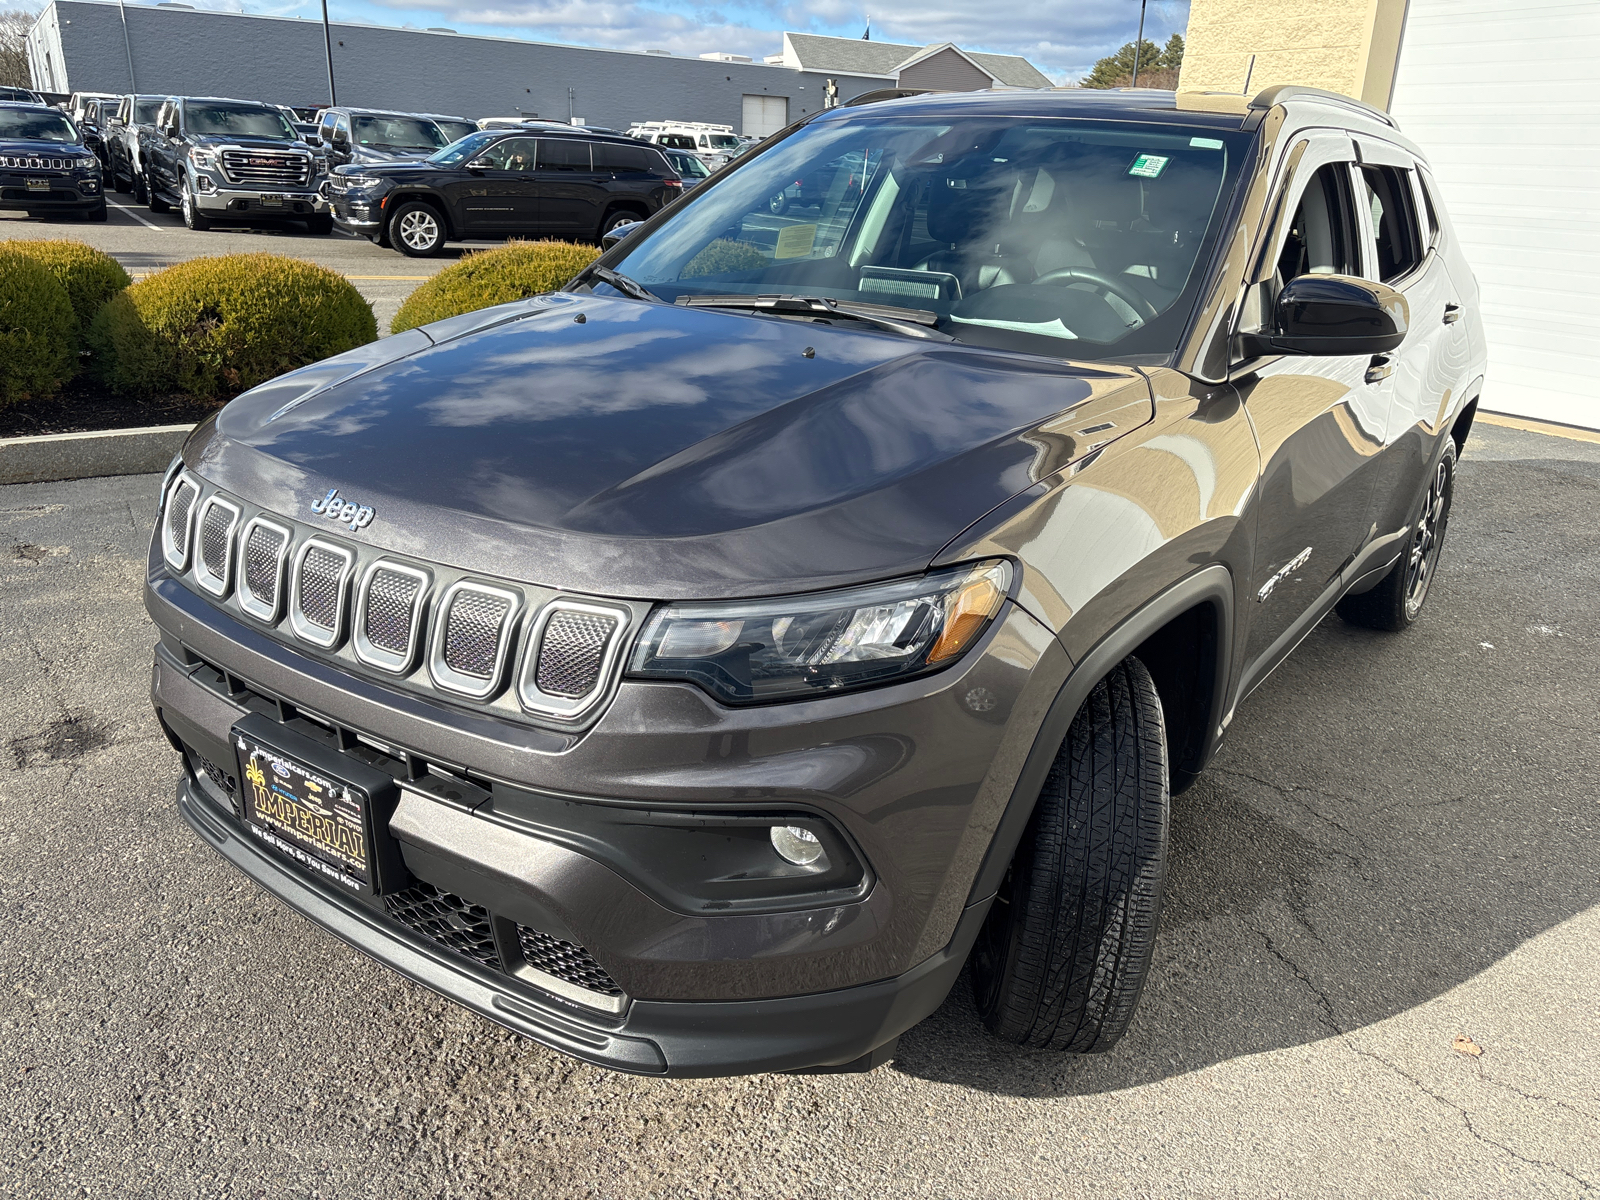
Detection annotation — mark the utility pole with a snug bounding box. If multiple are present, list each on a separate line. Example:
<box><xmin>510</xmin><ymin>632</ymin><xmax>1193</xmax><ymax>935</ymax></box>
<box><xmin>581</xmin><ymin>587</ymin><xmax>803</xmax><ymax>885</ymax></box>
<box><xmin>320</xmin><ymin>0</ymin><xmax>337</xmax><ymax>106</ymax></box>
<box><xmin>117</xmin><ymin>0</ymin><xmax>135</xmax><ymax>91</ymax></box>
<box><xmin>1131</xmin><ymin>0</ymin><xmax>1147</xmax><ymax>87</ymax></box>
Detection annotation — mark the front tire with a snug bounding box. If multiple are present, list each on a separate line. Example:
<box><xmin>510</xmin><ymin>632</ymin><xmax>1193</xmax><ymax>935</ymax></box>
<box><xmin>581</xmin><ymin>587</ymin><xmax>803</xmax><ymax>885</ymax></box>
<box><xmin>972</xmin><ymin>656</ymin><xmax>1169</xmax><ymax>1052</ymax></box>
<box><xmin>180</xmin><ymin>178</ymin><xmax>211</xmax><ymax>230</ymax></box>
<box><xmin>1337</xmin><ymin>440</ymin><xmax>1457</xmax><ymax>632</ymax></box>
<box><xmin>389</xmin><ymin>200</ymin><xmax>445</xmax><ymax>256</ymax></box>
<box><xmin>132</xmin><ymin>168</ymin><xmax>148</xmax><ymax>206</ymax></box>
<box><xmin>597</xmin><ymin>208</ymin><xmax>642</xmax><ymax>240</ymax></box>
<box><xmin>84</xmin><ymin>199</ymin><xmax>107</xmax><ymax>222</ymax></box>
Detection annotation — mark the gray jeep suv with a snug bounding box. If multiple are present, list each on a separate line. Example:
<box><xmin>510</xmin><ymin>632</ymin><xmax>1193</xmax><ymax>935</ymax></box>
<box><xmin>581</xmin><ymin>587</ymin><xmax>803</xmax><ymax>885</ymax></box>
<box><xmin>148</xmin><ymin>86</ymin><xmax>1485</xmax><ymax>1076</ymax></box>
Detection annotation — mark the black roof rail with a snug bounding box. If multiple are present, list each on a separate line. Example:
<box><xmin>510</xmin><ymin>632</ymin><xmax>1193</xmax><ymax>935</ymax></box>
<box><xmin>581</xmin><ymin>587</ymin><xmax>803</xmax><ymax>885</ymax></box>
<box><xmin>1249</xmin><ymin>84</ymin><xmax>1397</xmax><ymax>129</ymax></box>
<box><xmin>842</xmin><ymin>88</ymin><xmax>943</xmax><ymax>108</ymax></box>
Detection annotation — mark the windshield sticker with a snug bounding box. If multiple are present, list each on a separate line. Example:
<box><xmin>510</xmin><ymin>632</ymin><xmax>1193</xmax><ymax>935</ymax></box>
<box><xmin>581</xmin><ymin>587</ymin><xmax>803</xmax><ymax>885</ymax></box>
<box><xmin>774</xmin><ymin>223</ymin><xmax>818</xmax><ymax>260</ymax></box>
<box><xmin>1190</xmin><ymin>137</ymin><xmax>1225</xmax><ymax>150</ymax></box>
<box><xmin>1127</xmin><ymin>153</ymin><xmax>1169</xmax><ymax>179</ymax></box>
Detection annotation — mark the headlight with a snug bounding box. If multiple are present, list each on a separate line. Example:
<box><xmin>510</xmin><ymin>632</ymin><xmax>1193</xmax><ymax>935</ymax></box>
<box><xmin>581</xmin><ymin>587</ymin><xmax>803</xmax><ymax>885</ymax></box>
<box><xmin>189</xmin><ymin>147</ymin><xmax>217</xmax><ymax>170</ymax></box>
<box><xmin>627</xmin><ymin>560</ymin><xmax>1011</xmax><ymax>705</ymax></box>
<box><xmin>340</xmin><ymin>174</ymin><xmax>384</xmax><ymax>189</ymax></box>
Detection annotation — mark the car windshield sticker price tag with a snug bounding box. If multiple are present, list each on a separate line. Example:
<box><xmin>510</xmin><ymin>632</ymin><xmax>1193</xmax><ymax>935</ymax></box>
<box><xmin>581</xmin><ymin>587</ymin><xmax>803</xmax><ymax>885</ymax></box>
<box><xmin>774</xmin><ymin>223</ymin><xmax>818</xmax><ymax>259</ymax></box>
<box><xmin>1127</xmin><ymin>153</ymin><xmax>1170</xmax><ymax>179</ymax></box>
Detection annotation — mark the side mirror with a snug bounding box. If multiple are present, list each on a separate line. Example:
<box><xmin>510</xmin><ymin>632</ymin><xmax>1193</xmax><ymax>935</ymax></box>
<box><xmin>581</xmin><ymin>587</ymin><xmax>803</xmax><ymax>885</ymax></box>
<box><xmin>601</xmin><ymin>221</ymin><xmax>641</xmax><ymax>250</ymax></box>
<box><xmin>1240</xmin><ymin>274</ymin><xmax>1409</xmax><ymax>358</ymax></box>
<box><xmin>331</xmin><ymin>129</ymin><xmax>349</xmax><ymax>148</ymax></box>
<box><xmin>306</xmin><ymin>134</ymin><xmax>321</xmax><ymax>146</ymax></box>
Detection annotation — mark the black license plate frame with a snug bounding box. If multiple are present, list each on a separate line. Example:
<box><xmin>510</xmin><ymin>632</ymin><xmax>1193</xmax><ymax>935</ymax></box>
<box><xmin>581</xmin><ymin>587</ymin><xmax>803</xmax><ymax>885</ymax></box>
<box><xmin>232</xmin><ymin>717</ymin><xmax>402</xmax><ymax>899</ymax></box>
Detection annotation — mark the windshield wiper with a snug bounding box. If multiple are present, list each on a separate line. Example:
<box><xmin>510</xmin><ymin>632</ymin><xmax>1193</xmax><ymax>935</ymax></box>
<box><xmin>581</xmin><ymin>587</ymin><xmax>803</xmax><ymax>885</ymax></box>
<box><xmin>677</xmin><ymin>294</ymin><xmax>954</xmax><ymax>341</ymax></box>
<box><xmin>585</xmin><ymin>264</ymin><xmax>661</xmax><ymax>303</ymax></box>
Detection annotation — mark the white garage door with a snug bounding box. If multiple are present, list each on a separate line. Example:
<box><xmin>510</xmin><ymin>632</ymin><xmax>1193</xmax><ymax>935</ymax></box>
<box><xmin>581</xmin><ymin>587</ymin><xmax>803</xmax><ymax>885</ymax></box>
<box><xmin>742</xmin><ymin>95</ymin><xmax>789</xmax><ymax>138</ymax></box>
<box><xmin>1389</xmin><ymin>0</ymin><xmax>1600</xmax><ymax>428</ymax></box>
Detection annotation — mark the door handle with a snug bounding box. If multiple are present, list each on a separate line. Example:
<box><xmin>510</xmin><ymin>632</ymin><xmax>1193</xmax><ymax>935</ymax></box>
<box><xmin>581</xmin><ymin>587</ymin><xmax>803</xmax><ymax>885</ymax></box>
<box><xmin>1365</xmin><ymin>353</ymin><xmax>1394</xmax><ymax>384</ymax></box>
<box><xmin>1442</xmin><ymin>303</ymin><xmax>1462</xmax><ymax>324</ymax></box>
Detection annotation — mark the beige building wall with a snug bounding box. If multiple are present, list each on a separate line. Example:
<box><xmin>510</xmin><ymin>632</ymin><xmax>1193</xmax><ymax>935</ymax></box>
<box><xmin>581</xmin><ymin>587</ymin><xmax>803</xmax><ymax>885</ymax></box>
<box><xmin>1178</xmin><ymin>0</ymin><xmax>1409</xmax><ymax>108</ymax></box>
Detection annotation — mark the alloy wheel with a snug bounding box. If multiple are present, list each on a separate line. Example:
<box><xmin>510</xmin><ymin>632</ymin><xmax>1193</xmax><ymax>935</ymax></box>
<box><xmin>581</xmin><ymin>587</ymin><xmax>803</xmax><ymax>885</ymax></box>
<box><xmin>399</xmin><ymin>209</ymin><xmax>440</xmax><ymax>252</ymax></box>
<box><xmin>1403</xmin><ymin>457</ymin><xmax>1451</xmax><ymax>618</ymax></box>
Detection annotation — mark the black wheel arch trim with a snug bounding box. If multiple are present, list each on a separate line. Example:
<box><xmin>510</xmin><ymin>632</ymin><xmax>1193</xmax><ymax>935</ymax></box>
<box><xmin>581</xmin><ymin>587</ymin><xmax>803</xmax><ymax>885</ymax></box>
<box><xmin>966</xmin><ymin>563</ymin><xmax>1234</xmax><ymax>905</ymax></box>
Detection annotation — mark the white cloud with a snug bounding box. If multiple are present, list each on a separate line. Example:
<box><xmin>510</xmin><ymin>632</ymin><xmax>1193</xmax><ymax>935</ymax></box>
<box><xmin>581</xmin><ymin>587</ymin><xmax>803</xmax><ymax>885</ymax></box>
<box><xmin>271</xmin><ymin>0</ymin><xmax>1188</xmax><ymax>82</ymax></box>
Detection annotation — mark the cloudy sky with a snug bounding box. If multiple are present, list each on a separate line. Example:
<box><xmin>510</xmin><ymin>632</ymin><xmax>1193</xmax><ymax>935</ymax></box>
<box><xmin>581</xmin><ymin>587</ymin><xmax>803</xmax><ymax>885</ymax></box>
<box><xmin>193</xmin><ymin>0</ymin><xmax>1189</xmax><ymax>83</ymax></box>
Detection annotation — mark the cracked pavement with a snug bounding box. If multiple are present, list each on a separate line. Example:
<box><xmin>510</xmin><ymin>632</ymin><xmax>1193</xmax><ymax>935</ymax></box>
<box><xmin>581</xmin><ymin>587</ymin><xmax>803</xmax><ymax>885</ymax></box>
<box><xmin>2</xmin><ymin>421</ymin><xmax>1597</xmax><ymax>1198</ymax></box>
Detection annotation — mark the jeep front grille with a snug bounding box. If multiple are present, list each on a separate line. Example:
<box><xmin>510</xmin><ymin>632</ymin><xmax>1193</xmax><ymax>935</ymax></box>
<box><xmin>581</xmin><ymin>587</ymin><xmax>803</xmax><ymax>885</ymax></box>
<box><xmin>384</xmin><ymin>882</ymin><xmax>500</xmax><ymax>970</ymax></box>
<box><xmin>194</xmin><ymin>497</ymin><xmax>240</xmax><ymax>595</ymax></box>
<box><xmin>290</xmin><ymin>539</ymin><xmax>354</xmax><ymax>648</ymax></box>
<box><xmin>429</xmin><ymin>582</ymin><xmax>518</xmax><ymax>697</ymax></box>
<box><xmin>355</xmin><ymin>561</ymin><xmax>428</xmax><ymax>671</ymax></box>
<box><xmin>0</xmin><ymin>156</ymin><xmax>73</xmax><ymax>170</ymax></box>
<box><xmin>240</xmin><ymin>519</ymin><xmax>289</xmax><ymax>620</ymax></box>
<box><xmin>220</xmin><ymin>148</ymin><xmax>310</xmax><ymax>187</ymax></box>
<box><xmin>516</xmin><ymin>925</ymin><xmax>623</xmax><ymax>998</ymax></box>
<box><xmin>163</xmin><ymin>476</ymin><xmax>199</xmax><ymax>569</ymax></box>
<box><xmin>536</xmin><ymin>609</ymin><xmax>617</xmax><ymax>697</ymax></box>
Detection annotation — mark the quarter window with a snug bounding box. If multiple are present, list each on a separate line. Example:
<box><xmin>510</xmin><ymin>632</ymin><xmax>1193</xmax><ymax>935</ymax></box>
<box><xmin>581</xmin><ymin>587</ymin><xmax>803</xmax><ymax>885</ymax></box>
<box><xmin>1359</xmin><ymin>165</ymin><xmax>1422</xmax><ymax>283</ymax></box>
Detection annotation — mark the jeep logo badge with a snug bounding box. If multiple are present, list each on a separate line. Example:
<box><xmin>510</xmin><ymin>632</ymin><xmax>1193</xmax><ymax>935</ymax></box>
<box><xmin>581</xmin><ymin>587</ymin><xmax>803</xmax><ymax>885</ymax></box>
<box><xmin>310</xmin><ymin>487</ymin><xmax>375</xmax><ymax>532</ymax></box>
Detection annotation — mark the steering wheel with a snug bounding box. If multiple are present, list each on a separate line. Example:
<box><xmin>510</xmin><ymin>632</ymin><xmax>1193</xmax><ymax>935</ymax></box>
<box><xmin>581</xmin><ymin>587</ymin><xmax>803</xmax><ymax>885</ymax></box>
<box><xmin>1033</xmin><ymin>267</ymin><xmax>1161</xmax><ymax>323</ymax></box>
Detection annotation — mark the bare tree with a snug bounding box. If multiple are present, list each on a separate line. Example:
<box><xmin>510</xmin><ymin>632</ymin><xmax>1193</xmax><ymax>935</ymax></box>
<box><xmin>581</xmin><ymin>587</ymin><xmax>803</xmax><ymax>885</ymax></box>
<box><xmin>0</xmin><ymin>9</ymin><xmax>39</xmax><ymax>90</ymax></box>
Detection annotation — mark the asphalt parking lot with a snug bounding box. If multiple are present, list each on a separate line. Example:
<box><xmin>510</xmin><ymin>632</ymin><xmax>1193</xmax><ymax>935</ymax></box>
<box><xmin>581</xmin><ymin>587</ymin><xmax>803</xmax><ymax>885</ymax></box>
<box><xmin>0</xmin><ymin>201</ymin><xmax>465</xmax><ymax>332</ymax></box>
<box><xmin>2</xmin><ymin>420</ymin><xmax>1598</xmax><ymax>1198</ymax></box>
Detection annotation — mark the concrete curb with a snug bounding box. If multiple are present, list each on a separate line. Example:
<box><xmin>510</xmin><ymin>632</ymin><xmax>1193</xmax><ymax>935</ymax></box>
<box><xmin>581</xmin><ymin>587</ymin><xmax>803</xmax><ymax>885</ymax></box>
<box><xmin>0</xmin><ymin>423</ymin><xmax>195</xmax><ymax>487</ymax></box>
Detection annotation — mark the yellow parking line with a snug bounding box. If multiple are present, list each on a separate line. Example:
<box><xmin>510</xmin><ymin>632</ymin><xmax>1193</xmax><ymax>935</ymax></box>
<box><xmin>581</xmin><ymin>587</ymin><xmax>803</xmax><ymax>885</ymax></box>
<box><xmin>1478</xmin><ymin>411</ymin><xmax>1600</xmax><ymax>445</ymax></box>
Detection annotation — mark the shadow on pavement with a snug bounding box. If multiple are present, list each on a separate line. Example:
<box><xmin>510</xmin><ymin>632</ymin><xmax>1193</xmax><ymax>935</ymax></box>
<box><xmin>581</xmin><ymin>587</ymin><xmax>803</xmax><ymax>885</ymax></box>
<box><xmin>892</xmin><ymin>440</ymin><xmax>1600</xmax><ymax>1096</ymax></box>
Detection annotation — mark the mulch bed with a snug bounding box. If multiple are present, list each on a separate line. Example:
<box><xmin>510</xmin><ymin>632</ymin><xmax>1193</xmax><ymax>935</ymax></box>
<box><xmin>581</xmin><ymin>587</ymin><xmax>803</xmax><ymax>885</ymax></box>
<box><xmin>0</xmin><ymin>379</ymin><xmax>225</xmax><ymax>440</ymax></box>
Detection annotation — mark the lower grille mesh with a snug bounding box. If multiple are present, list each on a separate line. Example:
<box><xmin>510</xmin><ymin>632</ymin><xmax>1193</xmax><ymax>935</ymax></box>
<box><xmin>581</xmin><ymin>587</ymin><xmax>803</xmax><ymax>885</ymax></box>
<box><xmin>364</xmin><ymin>567</ymin><xmax>421</xmax><ymax>655</ymax></box>
<box><xmin>384</xmin><ymin>882</ymin><xmax>501</xmax><ymax>969</ymax></box>
<box><xmin>298</xmin><ymin>545</ymin><xmax>345</xmax><ymax>630</ymax></box>
<box><xmin>243</xmin><ymin>524</ymin><xmax>286</xmax><ymax>607</ymax></box>
<box><xmin>517</xmin><ymin>925</ymin><xmax>624</xmax><ymax>997</ymax></box>
<box><xmin>443</xmin><ymin>590</ymin><xmax>511</xmax><ymax>678</ymax></box>
<box><xmin>535</xmin><ymin>610</ymin><xmax>617</xmax><ymax>697</ymax></box>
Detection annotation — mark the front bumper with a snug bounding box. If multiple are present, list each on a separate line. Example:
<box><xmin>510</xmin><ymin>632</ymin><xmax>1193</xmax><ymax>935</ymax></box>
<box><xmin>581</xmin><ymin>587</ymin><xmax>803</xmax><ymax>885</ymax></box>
<box><xmin>146</xmin><ymin>527</ymin><xmax>1066</xmax><ymax>1073</ymax></box>
<box><xmin>194</xmin><ymin>184</ymin><xmax>328</xmax><ymax>217</ymax></box>
<box><xmin>328</xmin><ymin>191</ymin><xmax>387</xmax><ymax>231</ymax></box>
<box><xmin>0</xmin><ymin>175</ymin><xmax>102</xmax><ymax>209</ymax></box>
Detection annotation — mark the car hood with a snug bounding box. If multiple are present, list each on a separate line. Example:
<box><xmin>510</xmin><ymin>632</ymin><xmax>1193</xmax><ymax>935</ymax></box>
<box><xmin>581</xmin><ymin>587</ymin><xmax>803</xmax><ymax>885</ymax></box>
<box><xmin>189</xmin><ymin>134</ymin><xmax>309</xmax><ymax>151</ymax></box>
<box><xmin>351</xmin><ymin>146</ymin><xmax>436</xmax><ymax>163</ymax></box>
<box><xmin>0</xmin><ymin>139</ymin><xmax>91</xmax><ymax>157</ymax></box>
<box><xmin>190</xmin><ymin>294</ymin><xmax>1152</xmax><ymax>600</ymax></box>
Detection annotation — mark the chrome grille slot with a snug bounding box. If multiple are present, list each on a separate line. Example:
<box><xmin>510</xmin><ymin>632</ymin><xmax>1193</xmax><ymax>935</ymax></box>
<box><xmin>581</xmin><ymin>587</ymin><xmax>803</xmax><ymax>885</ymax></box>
<box><xmin>515</xmin><ymin>925</ymin><xmax>626</xmax><ymax>1010</ymax></box>
<box><xmin>537</xmin><ymin>610</ymin><xmax>616</xmax><ymax>697</ymax></box>
<box><xmin>193</xmin><ymin>496</ymin><xmax>240</xmax><ymax>596</ymax></box>
<box><xmin>518</xmin><ymin>600</ymin><xmax>629</xmax><ymax>720</ymax></box>
<box><xmin>429</xmin><ymin>581</ymin><xmax>518</xmax><ymax>698</ymax></box>
<box><xmin>162</xmin><ymin>475</ymin><xmax>200</xmax><ymax>570</ymax></box>
<box><xmin>238</xmin><ymin>517</ymin><xmax>289</xmax><ymax>621</ymax></box>
<box><xmin>354</xmin><ymin>560</ymin><xmax>429</xmax><ymax>673</ymax></box>
<box><xmin>220</xmin><ymin>148</ymin><xmax>310</xmax><ymax>187</ymax></box>
<box><xmin>289</xmin><ymin>538</ymin><xmax>354</xmax><ymax>648</ymax></box>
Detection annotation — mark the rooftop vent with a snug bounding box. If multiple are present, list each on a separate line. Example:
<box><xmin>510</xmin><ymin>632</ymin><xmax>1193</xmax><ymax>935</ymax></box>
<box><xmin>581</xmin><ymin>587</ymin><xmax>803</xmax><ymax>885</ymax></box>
<box><xmin>699</xmin><ymin>52</ymin><xmax>752</xmax><ymax>62</ymax></box>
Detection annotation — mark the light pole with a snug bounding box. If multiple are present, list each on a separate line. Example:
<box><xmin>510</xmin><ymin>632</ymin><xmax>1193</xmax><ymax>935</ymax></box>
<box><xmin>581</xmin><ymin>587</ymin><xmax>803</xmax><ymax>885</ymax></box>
<box><xmin>321</xmin><ymin>0</ymin><xmax>337</xmax><ymax>106</ymax></box>
<box><xmin>1131</xmin><ymin>0</ymin><xmax>1147</xmax><ymax>87</ymax></box>
<box><xmin>117</xmin><ymin>0</ymin><xmax>135</xmax><ymax>91</ymax></box>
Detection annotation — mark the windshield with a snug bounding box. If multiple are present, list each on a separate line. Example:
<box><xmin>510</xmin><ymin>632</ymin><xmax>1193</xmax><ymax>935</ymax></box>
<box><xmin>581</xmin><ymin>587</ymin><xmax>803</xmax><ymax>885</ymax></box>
<box><xmin>0</xmin><ymin>110</ymin><xmax>79</xmax><ymax>143</ymax></box>
<box><xmin>433</xmin><ymin>119</ymin><xmax>476</xmax><ymax>143</ymax></box>
<box><xmin>705</xmin><ymin>134</ymin><xmax>740</xmax><ymax>150</ymax></box>
<box><xmin>429</xmin><ymin>130</ymin><xmax>500</xmax><ymax>164</ymax></box>
<box><xmin>353</xmin><ymin>114</ymin><xmax>446</xmax><ymax>152</ymax></box>
<box><xmin>670</xmin><ymin>152</ymin><xmax>710</xmax><ymax>178</ymax></box>
<box><xmin>187</xmin><ymin>103</ymin><xmax>295</xmax><ymax>140</ymax></box>
<box><xmin>134</xmin><ymin>99</ymin><xmax>164</xmax><ymax>124</ymax></box>
<box><xmin>612</xmin><ymin>114</ymin><xmax>1252</xmax><ymax>361</ymax></box>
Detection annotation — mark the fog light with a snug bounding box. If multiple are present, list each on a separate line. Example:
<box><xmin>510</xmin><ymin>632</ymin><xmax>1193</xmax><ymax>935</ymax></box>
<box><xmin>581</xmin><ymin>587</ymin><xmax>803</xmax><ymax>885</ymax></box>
<box><xmin>770</xmin><ymin>824</ymin><xmax>824</xmax><ymax>866</ymax></box>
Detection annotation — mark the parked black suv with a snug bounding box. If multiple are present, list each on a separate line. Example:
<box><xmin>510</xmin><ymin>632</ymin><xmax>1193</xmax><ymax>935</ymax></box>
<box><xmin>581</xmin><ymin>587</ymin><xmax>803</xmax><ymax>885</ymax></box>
<box><xmin>0</xmin><ymin>103</ymin><xmax>106</xmax><ymax>221</ymax></box>
<box><xmin>143</xmin><ymin>96</ymin><xmax>331</xmax><ymax>233</ymax></box>
<box><xmin>327</xmin><ymin>128</ymin><xmax>681</xmax><ymax>255</ymax></box>
<box><xmin>150</xmin><ymin>86</ymin><xmax>1484</xmax><ymax>1076</ymax></box>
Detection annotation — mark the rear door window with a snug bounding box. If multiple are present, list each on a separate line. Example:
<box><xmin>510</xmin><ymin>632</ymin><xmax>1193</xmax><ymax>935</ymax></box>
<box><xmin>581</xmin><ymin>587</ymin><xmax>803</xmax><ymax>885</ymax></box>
<box><xmin>538</xmin><ymin>139</ymin><xmax>592</xmax><ymax>171</ymax></box>
<box><xmin>1359</xmin><ymin>164</ymin><xmax>1423</xmax><ymax>283</ymax></box>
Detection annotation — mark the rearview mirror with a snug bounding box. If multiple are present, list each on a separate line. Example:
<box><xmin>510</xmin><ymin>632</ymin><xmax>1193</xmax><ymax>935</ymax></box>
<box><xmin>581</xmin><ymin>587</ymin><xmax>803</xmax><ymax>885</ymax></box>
<box><xmin>1239</xmin><ymin>274</ymin><xmax>1409</xmax><ymax>358</ymax></box>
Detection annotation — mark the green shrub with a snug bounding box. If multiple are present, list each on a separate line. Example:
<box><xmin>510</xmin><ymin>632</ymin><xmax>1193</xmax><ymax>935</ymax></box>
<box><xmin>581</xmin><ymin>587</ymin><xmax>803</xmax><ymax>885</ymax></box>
<box><xmin>681</xmin><ymin>238</ymin><xmax>768</xmax><ymax>279</ymax></box>
<box><xmin>0</xmin><ymin>247</ymin><xmax>77</xmax><ymax>408</ymax></box>
<box><xmin>89</xmin><ymin>253</ymin><xmax>377</xmax><ymax>400</ymax></box>
<box><xmin>391</xmin><ymin>240</ymin><xmax>599</xmax><ymax>333</ymax></box>
<box><xmin>4</xmin><ymin>238</ymin><xmax>131</xmax><ymax>335</ymax></box>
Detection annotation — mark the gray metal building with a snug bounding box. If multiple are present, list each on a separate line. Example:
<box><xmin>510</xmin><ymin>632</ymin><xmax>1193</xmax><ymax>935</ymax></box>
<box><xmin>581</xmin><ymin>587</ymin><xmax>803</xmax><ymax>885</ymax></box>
<box><xmin>24</xmin><ymin>2</ymin><xmax>1049</xmax><ymax>134</ymax></box>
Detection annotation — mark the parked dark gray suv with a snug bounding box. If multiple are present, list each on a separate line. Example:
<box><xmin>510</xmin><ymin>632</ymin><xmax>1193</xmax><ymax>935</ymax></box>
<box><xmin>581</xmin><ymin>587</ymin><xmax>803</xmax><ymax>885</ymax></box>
<box><xmin>148</xmin><ymin>86</ymin><xmax>1485</xmax><ymax>1076</ymax></box>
